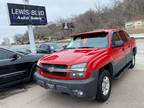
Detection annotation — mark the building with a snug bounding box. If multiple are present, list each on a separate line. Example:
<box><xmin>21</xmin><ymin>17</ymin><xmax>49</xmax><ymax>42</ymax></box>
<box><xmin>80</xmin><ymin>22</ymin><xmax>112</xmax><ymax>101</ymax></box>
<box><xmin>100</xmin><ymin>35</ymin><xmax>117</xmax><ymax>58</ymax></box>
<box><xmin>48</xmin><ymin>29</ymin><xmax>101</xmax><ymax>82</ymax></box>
<box><xmin>125</xmin><ymin>17</ymin><xmax>144</xmax><ymax>29</ymax></box>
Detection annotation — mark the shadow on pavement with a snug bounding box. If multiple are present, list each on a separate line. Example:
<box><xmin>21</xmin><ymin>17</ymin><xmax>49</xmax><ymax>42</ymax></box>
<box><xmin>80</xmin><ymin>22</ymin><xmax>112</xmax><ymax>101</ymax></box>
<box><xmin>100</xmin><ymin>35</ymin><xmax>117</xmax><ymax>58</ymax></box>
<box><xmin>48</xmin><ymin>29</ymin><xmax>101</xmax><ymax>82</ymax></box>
<box><xmin>0</xmin><ymin>82</ymin><xmax>35</xmax><ymax>100</ymax></box>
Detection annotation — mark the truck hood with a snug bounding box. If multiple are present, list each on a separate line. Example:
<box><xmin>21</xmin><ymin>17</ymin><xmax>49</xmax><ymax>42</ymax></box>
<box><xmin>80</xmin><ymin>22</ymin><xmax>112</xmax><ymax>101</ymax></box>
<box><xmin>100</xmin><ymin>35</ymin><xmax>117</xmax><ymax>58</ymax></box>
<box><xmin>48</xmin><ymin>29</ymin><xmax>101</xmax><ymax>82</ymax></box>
<box><xmin>40</xmin><ymin>48</ymin><xmax>108</xmax><ymax>65</ymax></box>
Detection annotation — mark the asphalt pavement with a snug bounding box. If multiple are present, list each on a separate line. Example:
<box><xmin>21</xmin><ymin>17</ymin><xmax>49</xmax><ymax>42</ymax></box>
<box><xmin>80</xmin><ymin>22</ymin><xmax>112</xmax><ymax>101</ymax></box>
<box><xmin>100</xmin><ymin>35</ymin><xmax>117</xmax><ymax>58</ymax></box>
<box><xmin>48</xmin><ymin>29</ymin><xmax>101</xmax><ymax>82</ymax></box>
<box><xmin>0</xmin><ymin>39</ymin><xmax>144</xmax><ymax>108</ymax></box>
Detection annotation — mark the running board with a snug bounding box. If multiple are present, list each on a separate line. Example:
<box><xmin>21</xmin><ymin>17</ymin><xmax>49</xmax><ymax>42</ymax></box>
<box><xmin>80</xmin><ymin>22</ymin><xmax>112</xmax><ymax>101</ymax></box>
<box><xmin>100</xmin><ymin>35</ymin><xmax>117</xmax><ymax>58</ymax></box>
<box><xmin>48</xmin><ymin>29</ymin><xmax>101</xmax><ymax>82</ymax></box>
<box><xmin>113</xmin><ymin>63</ymin><xmax>131</xmax><ymax>80</ymax></box>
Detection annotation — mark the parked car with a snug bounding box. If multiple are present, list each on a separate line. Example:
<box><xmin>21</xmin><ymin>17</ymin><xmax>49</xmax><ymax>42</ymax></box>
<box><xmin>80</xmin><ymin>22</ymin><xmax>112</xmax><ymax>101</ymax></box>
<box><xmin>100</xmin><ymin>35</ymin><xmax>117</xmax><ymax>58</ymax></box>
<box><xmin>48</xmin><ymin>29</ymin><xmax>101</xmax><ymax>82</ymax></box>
<box><xmin>37</xmin><ymin>43</ymin><xmax>64</xmax><ymax>54</ymax></box>
<box><xmin>35</xmin><ymin>29</ymin><xmax>136</xmax><ymax>102</ymax></box>
<box><xmin>11</xmin><ymin>48</ymin><xmax>31</xmax><ymax>55</ymax></box>
<box><xmin>0</xmin><ymin>48</ymin><xmax>44</xmax><ymax>89</ymax></box>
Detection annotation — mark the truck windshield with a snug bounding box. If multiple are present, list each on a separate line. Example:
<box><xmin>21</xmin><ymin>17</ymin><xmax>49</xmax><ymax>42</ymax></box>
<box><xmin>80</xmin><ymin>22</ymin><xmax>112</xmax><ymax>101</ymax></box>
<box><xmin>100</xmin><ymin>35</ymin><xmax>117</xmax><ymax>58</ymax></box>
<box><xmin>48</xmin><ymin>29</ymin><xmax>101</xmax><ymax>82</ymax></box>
<box><xmin>66</xmin><ymin>33</ymin><xmax>109</xmax><ymax>49</ymax></box>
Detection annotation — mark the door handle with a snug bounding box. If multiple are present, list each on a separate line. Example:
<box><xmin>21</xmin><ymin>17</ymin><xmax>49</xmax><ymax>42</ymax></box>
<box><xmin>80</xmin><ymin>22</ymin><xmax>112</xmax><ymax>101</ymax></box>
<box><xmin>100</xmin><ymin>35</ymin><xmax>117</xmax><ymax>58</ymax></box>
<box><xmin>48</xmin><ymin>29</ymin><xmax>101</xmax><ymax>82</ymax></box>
<box><xmin>122</xmin><ymin>48</ymin><xmax>125</xmax><ymax>51</ymax></box>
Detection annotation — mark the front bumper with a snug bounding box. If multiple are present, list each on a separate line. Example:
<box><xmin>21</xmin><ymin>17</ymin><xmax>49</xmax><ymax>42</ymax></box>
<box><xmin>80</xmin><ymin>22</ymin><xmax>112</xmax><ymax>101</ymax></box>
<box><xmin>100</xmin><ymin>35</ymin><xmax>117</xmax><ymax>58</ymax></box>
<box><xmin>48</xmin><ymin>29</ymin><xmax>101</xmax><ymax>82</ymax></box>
<box><xmin>34</xmin><ymin>70</ymin><xmax>99</xmax><ymax>100</ymax></box>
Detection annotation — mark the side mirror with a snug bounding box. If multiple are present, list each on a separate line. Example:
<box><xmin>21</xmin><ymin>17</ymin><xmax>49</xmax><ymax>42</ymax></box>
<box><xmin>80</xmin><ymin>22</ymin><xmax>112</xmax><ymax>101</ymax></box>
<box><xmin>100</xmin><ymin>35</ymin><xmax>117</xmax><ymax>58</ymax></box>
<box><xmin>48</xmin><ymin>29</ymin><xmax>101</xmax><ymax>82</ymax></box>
<box><xmin>10</xmin><ymin>54</ymin><xmax>19</xmax><ymax>61</ymax></box>
<box><xmin>63</xmin><ymin>45</ymin><xmax>67</xmax><ymax>49</ymax></box>
<box><xmin>129</xmin><ymin>37</ymin><xmax>134</xmax><ymax>40</ymax></box>
<box><xmin>112</xmin><ymin>41</ymin><xmax>124</xmax><ymax>48</ymax></box>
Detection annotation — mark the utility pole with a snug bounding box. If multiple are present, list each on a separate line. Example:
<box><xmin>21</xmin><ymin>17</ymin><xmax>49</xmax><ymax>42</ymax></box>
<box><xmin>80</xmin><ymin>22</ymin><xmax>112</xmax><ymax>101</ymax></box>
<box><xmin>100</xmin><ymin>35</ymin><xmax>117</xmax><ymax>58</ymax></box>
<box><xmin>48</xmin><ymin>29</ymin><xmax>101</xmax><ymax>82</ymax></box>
<box><xmin>24</xmin><ymin>0</ymin><xmax>36</xmax><ymax>54</ymax></box>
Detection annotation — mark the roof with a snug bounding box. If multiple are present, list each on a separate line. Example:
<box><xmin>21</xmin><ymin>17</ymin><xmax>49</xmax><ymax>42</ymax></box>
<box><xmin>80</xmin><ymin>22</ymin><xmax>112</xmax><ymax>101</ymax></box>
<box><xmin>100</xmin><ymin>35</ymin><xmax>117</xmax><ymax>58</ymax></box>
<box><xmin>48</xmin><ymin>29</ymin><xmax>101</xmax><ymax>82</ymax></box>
<box><xmin>71</xmin><ymin>29</ymin><xmax>122</xmax><ymax>37</ymax></box>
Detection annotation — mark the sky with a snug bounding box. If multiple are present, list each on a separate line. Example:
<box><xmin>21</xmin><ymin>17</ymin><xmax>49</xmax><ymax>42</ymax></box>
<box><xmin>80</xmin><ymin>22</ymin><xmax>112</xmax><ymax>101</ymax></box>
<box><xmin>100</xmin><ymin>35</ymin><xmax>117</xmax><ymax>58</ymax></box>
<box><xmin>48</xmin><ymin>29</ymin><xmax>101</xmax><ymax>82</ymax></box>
<box><xmin>0</xmin><ymin>0</ymin><xmax>112</xmax><ymax>43</ymax></box>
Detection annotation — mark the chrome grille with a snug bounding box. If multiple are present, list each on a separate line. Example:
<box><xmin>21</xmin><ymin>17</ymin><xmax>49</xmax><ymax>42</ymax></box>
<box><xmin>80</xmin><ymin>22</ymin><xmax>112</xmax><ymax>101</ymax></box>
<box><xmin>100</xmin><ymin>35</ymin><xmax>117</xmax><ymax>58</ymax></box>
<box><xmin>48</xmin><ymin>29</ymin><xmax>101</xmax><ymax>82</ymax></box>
<box><xmin>42</xmin><ymin>64</ymin><xmax>67</xmax><ymax>77</ymax></box>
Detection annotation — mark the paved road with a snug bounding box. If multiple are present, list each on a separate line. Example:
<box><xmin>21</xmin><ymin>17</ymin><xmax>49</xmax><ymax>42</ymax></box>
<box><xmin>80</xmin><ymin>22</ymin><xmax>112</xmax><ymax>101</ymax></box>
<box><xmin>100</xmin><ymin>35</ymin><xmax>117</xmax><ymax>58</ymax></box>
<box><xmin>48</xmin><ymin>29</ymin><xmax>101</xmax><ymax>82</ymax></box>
<box><xmin>0</xmin><ymin>39</ymin><xmax>144</xmax><ymax>108</ymax></box>
<box><xmin>136</xmin><ymin>39</ymin><xmax>144</xmax><ymax>55</ymax></box>
<box><xmin>0</xmin><ymin>55</ymin><xmax>144</xmax><ymax>108</ymax></box>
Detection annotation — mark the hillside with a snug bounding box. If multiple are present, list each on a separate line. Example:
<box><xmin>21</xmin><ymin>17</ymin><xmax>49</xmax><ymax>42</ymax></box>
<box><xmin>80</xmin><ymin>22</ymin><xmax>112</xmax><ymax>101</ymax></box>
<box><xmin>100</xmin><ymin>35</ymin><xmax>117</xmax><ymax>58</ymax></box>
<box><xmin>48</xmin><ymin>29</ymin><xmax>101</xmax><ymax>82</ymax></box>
<box><xmin>13</xmin><ymin>0</ymin><xmax>144</xmax><ymax>43</ymax></box>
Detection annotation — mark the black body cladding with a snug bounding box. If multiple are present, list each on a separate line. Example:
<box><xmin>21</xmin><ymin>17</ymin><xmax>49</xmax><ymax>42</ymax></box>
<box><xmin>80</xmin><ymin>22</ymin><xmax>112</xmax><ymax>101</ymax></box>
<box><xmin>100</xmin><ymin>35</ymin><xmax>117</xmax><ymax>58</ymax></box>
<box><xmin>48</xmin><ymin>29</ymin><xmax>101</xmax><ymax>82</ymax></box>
<box><xmin>0</xmin><ymin>48</ymin><xmax>44</xmax><ymax>89</ymax></box>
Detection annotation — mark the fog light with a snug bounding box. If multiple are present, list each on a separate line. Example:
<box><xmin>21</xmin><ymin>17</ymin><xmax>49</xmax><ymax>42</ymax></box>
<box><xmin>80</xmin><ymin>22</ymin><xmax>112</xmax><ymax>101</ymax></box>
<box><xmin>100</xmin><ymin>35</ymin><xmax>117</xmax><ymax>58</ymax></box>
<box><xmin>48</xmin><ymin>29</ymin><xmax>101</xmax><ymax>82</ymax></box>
<box><xmin>78</xmin><ymin>91</ymin><xmax>83</xmax><ymax>96</ymax></box>
<box><xmin>73</xmin><ymin>90</ymin><xmax>84</xmax><ymax>96</ymax></box>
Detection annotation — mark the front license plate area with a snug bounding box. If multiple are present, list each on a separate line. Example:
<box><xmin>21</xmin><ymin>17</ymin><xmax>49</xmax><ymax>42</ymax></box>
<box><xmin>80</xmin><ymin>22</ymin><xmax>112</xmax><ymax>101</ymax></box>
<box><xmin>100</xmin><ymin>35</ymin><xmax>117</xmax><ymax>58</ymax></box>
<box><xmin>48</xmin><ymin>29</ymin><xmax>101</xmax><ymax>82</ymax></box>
<box><xmin>46</xmin><ymin>83</ymin><xmax>55</xmax><ymax>89</ymax></box>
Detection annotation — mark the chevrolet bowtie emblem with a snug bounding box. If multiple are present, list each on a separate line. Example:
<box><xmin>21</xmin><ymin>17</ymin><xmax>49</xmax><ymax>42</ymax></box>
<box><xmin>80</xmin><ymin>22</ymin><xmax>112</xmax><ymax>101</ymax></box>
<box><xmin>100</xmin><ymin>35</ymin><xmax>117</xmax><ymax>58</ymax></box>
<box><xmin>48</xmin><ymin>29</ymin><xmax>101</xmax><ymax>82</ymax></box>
<box><xmin>48</xmin><ymin>67</ymin><xmax>54</xmax><ymax>72</ymax></box>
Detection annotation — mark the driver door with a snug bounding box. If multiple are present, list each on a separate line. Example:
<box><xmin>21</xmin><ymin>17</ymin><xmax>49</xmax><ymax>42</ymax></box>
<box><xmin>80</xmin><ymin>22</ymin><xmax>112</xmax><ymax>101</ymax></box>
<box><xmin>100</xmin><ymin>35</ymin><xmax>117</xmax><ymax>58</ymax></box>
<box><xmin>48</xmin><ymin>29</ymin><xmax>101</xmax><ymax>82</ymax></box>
<box><xmin>0</xmin><ymin>48</ymin><xmax>27</xmax><ymax>85</ymax></box>
<box><xmin>111</xmin><ymin>32</ymin><xmax>126</xmax><ymax>75</ymax></box>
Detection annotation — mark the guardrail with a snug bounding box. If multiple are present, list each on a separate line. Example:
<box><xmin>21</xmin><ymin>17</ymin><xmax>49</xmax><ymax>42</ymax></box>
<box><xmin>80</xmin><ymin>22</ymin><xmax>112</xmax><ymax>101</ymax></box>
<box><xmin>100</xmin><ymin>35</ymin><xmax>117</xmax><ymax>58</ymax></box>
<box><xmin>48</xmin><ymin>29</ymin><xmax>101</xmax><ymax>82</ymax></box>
<box><xmin>130</xmin><ymin>34</ymin><xmax>144</xmax><ymax>39</ymax></box>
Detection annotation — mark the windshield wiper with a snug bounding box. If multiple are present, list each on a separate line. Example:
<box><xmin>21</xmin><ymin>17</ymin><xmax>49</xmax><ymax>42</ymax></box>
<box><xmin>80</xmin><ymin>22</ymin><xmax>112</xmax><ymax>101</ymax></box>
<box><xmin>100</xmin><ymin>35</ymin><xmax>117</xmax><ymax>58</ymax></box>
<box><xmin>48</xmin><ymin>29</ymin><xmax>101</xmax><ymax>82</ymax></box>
<box><xmin>78</xmin><ymin>47</ymin><xmax>95</xmax><ymax>49</ymax></box>
<box><xmin>65</xmin><ymin>47</ymin><xmax>76</xmax><ymax>49</ymax></box>
<box><xmin>65</xmin><ymin>47</ymin><xmax>95</xmax><ymax>49</ymax></box>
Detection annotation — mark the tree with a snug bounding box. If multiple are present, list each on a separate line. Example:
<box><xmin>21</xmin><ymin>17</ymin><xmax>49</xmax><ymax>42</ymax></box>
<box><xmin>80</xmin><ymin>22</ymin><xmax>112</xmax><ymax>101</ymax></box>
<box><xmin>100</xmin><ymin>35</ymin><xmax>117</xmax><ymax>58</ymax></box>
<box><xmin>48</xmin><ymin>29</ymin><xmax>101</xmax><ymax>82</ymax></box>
<box><xmin>14</xmin><ymin>34</ymin><xmax>24</xmax><ymax>44</ymax></box>
<box><xmin>12</xmin><ymin>0</ymin><xmax>144</xmax><ymax>42</ymax></box>
<box><xmin>1</xmin><ymin>37</ymin><xmax>10</xmax><ymax>45</ymax></box>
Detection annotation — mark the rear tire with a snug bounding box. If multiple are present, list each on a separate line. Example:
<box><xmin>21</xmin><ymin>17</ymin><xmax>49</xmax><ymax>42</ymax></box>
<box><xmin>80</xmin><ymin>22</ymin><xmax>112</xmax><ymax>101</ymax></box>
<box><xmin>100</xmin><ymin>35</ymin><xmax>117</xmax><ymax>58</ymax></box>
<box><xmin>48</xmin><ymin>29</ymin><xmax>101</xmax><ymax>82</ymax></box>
<box><xmin>130</xmin><ymin>54</ymin><xmax>135</xmax><ymax>69</ymax></box>
<box><xmin>96</xmin><ymin>69</ymin><xmax>111</xmax><ymax>102</ymax></box>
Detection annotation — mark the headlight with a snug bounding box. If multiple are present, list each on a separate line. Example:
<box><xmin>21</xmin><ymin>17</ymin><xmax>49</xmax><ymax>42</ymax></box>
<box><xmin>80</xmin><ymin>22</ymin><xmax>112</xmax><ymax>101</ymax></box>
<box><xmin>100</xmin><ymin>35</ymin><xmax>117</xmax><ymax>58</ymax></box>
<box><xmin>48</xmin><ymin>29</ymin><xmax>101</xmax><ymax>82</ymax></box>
<box><xmin>37</xmin><ymin>60</ymin><xmax>41</xmax><ymax>65</ymax></box>
<box><xmin>70</xmin><ymin>63</ymin><xmax>87</xmax><ymax>78</ymax></box>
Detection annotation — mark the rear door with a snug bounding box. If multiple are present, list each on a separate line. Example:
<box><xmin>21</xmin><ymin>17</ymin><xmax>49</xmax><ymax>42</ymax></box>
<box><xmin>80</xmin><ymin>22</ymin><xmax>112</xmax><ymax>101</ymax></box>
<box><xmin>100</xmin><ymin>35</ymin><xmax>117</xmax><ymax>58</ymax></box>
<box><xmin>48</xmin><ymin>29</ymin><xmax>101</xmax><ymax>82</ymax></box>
<box><xmin>0</xmin><ymin>49</ymin><xmax>28</xmax><ymax>85</ymax></box>
<box><xmin>118</xmin><ymin>31</ymin><xmax>131</xmax><ymax>64</ymax></box>
<box><xmin>111</xmin><ymin>32</ymin><xmax>126</xmax><ymax>74</ymax></box>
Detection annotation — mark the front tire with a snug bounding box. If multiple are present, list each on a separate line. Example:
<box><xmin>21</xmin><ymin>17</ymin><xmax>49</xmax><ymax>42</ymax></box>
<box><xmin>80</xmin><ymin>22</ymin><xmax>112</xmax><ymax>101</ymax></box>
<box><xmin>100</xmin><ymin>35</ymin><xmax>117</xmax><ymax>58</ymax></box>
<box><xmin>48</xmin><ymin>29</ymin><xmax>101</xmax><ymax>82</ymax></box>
<box><xmin>30</xmin><ymin>64</ymin><xmax>36</xmax><ymax>81</ymax></box>
<box><xmin>96</xmin><ymin>69</ymin><xmax>111</xmax><ymax>102</ymax></box>
<box><xmin>130</xmin><ymin>54</ymin><xmax>135</xmax><ymax>69</ymax></box>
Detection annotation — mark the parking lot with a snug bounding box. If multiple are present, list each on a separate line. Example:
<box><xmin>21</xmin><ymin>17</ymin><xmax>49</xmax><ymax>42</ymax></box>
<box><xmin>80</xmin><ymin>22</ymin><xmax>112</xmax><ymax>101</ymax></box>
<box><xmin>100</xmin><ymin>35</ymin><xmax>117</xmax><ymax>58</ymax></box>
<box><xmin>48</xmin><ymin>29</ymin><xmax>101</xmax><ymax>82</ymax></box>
<box><xmin>0</xmin><ymin>39</ymin><xmax>144</xmax><ymax>108</ymax></box>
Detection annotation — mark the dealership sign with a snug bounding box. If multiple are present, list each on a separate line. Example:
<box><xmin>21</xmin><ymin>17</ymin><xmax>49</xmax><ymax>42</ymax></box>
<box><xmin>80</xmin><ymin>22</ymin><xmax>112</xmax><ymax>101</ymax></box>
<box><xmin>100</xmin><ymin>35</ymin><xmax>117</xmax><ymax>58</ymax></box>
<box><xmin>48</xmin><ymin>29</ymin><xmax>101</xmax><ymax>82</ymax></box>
<box><xmin>7</xmin><ymin>3</ymin><xmax>47</xmax><ymax>25</ymax></box>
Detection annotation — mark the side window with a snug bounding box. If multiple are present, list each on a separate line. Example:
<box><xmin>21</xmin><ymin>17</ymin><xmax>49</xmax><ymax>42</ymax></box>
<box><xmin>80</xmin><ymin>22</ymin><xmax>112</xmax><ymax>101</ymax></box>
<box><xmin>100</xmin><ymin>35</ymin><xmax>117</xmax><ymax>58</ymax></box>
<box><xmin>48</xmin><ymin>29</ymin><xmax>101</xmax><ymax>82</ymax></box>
<box><xmin>112</xmin><ymin>32</ymin><xmax>120</xmax><ymax>44</ymax></box>
<box><xmin>119</xmin><ymin>31</ymin><xmax>128</xmax><ymax>43</ymax></box>
<box><xmin>125</xmin><ymin>32</ymin><xmax>130</xmax><ymax>38</ymax></box>
<box><xmin>50</xmin><ymin>46</ymin><xmax>54</xmax><ymax>50</ymax></box>
<box><xmin>0</xmin><ymin>49</ymin><xmax>15</xmax><ymax>60</ymax></box>
<box><xmin>39</xmin><ymin>45</ymin><xmax>48</xmax><ymax>49</ymax></box>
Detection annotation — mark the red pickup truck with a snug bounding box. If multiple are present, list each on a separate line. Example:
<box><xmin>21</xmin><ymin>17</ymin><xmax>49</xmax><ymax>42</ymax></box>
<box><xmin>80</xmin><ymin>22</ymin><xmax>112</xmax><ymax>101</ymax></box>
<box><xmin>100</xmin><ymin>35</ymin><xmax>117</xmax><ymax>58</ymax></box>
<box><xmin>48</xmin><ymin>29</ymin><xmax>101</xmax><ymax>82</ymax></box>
<box><xmin>34</xmin><ymin>29</ymin><xmax>136</xmax><ymax>102</ymax></box>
